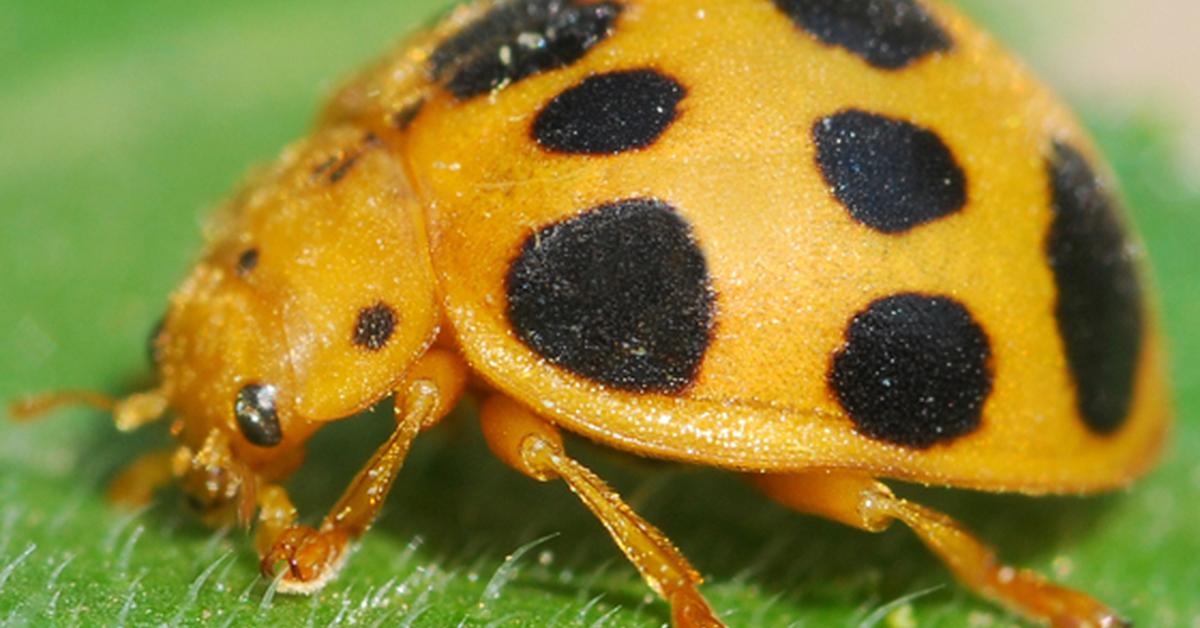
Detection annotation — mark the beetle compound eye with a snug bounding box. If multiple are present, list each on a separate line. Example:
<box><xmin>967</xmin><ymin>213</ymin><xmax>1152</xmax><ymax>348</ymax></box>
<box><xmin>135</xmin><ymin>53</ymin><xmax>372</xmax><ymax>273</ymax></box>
<box><xmin>234</xmin><ymin>383</ymin><xmax>282</xmax><ymax>447</ymax></box>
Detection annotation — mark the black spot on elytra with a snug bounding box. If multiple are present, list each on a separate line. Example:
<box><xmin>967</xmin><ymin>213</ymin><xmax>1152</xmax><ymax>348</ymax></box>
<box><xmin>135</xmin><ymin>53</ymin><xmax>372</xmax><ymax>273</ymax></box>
<box><xmin>353</xmin><ymin>302</ymin><xmax>398</xmax><ymax>351</ymax></box>
<box><xmin>533</xmin><ymin>69</ymin><xmax>686</xmax><ymax>155</ymax></box>
<box><xmin>430</xmin><ymin>0</ymin><xmax>622</xmax><ymax>100</ymax></box>
<box><xmin>506</xmin><ymin>198</ymin><xmax>714</xmax><ymax>393</ymax></box>
<box><xmin>830</xmin><ymin>293</ymin><xmax>992</xmax><ymax>449</ymax></box>
<box><xmin>815</xmin><ymin>109</ymin><xmax>966</xmax><ymax>234</ymax></box>
<box><xmin>234</xmin><ymin>383</ymin><xmax>282</xmax><ymax>447</ymax></box>
<box><xmin>772</xmin><ymin>0</ymin><xmax>952</xmax><ymax>69</ymax></box>
<box><xmin>1047</xmin><ymin>141</ymin><xmax>1144</xmax><ymax>435</ymax></box>
<box><xmin>236</xmin><ymin>248</ymin><xmax>259</xmax><ymax>276</ymax></box>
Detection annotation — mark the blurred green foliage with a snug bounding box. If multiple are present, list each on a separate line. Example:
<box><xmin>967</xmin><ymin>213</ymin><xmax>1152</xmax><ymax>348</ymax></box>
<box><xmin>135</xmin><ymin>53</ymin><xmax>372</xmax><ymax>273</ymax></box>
<box><xmin>1</xmin><ymin>1</ymin><xmax>1197</xmax><ymax>625</ymax></box>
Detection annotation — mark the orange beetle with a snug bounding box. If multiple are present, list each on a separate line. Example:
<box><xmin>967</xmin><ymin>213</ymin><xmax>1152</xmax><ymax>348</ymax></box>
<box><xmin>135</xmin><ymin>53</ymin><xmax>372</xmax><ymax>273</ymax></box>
<box><xmin>12</xmin><ymin>0</ymin><xmax>1169</xmax><ymax>626</ymax></box>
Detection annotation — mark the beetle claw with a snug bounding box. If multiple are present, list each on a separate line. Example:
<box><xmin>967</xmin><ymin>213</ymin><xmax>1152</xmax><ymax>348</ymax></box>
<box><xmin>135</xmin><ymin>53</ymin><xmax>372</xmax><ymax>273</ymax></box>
<box><xmin>260</xmin><ymin>525</ymin><xmax>350</xmax><ymax>594</ymax></box>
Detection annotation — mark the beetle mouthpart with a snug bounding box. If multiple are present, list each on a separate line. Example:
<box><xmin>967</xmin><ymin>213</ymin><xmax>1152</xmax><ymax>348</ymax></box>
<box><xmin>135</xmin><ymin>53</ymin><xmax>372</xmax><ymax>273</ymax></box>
<box><xmin>8</xmin><ymin>387</ymin><xmax>168</xmax><ymax>431</ymax></box>
<box><xmin>113</xmin><ymin>389</ymin><xmax>170</xmax><ymax>431</ymax></box>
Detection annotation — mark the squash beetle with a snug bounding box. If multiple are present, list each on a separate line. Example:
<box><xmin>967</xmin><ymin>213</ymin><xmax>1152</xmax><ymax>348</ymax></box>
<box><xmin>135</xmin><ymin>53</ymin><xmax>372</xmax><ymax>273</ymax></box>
<box><xmin>12</xmin><ymin>0</ymin><xmax>1170</xmax><ymax>626</ymax></box>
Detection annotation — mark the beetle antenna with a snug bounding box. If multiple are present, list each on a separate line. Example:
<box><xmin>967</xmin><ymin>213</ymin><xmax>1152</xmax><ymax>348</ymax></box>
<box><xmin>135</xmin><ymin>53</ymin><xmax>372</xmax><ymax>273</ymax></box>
<box><xmin>9</xmin><ymin>390</ymin><xmax>115</xmax><ymax>418</ymax></box>
<box><xmin>9</xmin><ymin>388</ymin><xmax>168</xmax><ymax>432</ymax></box>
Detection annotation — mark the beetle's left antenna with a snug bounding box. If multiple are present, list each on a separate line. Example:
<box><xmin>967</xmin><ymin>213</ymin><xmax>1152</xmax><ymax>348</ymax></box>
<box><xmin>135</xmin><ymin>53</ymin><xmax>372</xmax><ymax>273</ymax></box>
<box><xmin>9</xmin><ymin>388</ymin><xmax>167</xmax><ymax>432</ymax></box>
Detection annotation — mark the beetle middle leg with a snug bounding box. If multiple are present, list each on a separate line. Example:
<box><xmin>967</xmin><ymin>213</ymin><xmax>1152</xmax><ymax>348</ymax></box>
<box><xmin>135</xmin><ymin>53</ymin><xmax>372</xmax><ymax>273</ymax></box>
<box><xmin>258</xmin><ymin>348</ymin><xmax>467</xmax><ymax>594</ymax></box>
<box><xmin>747</xmin><ymin>470</ymin><xmax>1127</xmax><ymax>628</ymax></box>
<box><xmin>9</xmin><ymin>386</ymin><xmax>189</xmax><ymax>511</ymax></box>
<box><xmin>479</xmin><ymin>395</ymin><xmax>724</xmax><ymax>628</ymax></box>
<box><xmin>106</xmin><ymin>448</ymin><xmax>179</xmax><ymax>508</ymax></box>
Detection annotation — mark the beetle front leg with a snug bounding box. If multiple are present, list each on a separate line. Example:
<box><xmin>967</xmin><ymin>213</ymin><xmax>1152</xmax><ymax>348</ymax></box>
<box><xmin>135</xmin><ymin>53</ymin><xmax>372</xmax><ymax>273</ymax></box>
<box><xmin>259</xmin><ymin>348</ymin><xmax>467</xmax><ymax>594</ymax></box>
<box><xmin>480</xmin><ymin>395</ymin><xmax>724</xmax><ymax>628</ymax></box>
<box><xmin>748</xmin><ymin>470</ymin><xmax>1127</xmax><ymax>628</ymax></box>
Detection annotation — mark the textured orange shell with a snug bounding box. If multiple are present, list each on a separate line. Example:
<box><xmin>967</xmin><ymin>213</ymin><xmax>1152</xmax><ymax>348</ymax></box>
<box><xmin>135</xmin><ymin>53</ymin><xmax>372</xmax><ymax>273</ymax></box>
<box><xmin>322</xmin><ymin>0</ymin><xmax>1170</xmax><ymax>494</ymax></box>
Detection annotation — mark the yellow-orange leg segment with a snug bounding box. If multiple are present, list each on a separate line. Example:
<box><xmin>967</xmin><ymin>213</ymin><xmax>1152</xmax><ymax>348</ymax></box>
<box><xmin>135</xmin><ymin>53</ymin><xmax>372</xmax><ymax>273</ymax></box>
<box><xmin>106</xmin><ymin>448</ymin><xmax>179</xmax><ymax>508</ymax></box>
<box><xmin>747</xmin><ymin>471</ymin><xmax>1128</xmax><ymax>628</ymax></box>
<box><xmin>259</xmin><ymin>348</ymin><xmax>468</xmax><ymax>594</ymax></box>
<box><xmin>480</xmin><ymin>395</ymin><xmax>723</xmax><ymax>628</ymax></box>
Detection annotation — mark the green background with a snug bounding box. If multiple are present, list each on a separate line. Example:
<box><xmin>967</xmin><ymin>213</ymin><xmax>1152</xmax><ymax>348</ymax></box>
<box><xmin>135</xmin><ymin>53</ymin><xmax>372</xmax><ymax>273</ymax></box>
<box><xmin>1</xmin><ymin>1</ymin><xmax>1197</xmax><ymax>625</ymax></box>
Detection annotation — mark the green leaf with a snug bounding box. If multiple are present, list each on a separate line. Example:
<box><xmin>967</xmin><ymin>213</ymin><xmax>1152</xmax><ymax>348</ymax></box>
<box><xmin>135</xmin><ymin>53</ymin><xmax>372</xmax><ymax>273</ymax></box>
<box><xmin>2</xmin><ymin>2</ymin><xmax>1197</xmax><ymax>626</ymax></box>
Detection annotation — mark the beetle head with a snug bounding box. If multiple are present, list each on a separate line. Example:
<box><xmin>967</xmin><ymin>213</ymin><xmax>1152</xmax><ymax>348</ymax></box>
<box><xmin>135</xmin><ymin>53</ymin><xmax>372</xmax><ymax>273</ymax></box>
<box><xmin>15</xmin><ymin>126</ymin><xmax>440</xmax><ymax>471</ymax></box>
<box><xmin>155</xmin><ymin>126</ymin><xmax>441</xmax><ymax>463</ymax></box>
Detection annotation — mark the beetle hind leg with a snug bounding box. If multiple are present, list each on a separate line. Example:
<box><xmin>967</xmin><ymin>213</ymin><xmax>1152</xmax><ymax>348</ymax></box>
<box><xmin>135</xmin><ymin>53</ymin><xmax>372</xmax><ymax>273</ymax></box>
<box><xmin>748</xmin><ymin>471</ymin><xmax>1128</xmax><ymax>628</ymax></box>
<box><xmin>479</xmin><ymin>395</ymin><xmax>724</xmax><ymax>628</ymax></box>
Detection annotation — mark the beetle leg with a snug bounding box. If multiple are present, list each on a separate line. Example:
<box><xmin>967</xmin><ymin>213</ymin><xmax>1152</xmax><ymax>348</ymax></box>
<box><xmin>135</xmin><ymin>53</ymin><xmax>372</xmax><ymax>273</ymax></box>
<box><xmin>748</xmin><ymin>470</ymin><xmax>1127</xmax><ymax>628</ymax></box>
<box><xmin>259</xmin><ymin>348</ymin><xmax>467</xmax><ymax>594</ymax></box>
<box><xmin>255</xmin><ymin>483</ymin><xmax>299</xmax><ymax>556</ymax></box>
<box><xmin>480</xmin><ymin>395</ymin><xmax>724</xmax><ymax>628</ymax></box>
<box><xmin>171</xmin><ymin>429</ymin><xmax>262</xmax><ymax>527</ymax></box>
<box><xmin>105</xmin><ymin>447</ymin><xmax>180</xmax><ymax>508</ymax></box>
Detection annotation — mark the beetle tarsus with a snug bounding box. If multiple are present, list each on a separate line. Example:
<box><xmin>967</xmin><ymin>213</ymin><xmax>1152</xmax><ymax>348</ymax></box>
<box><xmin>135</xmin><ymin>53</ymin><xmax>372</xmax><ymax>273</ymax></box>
<box><xmin>260</xmin><ymin>525</ymin><xmax>351</xmax><ymax>594</ymax></box>
<box><xmin>749</xmin><ymin>470</ymin><xmax>1127</xmax><ymax>628</ymax></box>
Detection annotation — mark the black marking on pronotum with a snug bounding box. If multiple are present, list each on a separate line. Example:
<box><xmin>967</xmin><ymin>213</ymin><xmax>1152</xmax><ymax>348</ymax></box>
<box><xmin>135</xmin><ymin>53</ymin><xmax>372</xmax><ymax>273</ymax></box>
<box><xmin>391</xmin><ymin>99</ymin><xmax>426</xmax><ymax>130</ymax></box>
<box><xmin>324</xmin><ymin>133</ymin><xmax>382</xmax><ymax>184</ymax></box>
<box><xmin>1046</xmin><ymin>140</ymin><xmax>1144</xmax><ymax>435</ymax></box>
<box><xmin>814</xmin><ymin>109</ymin><xmax>967</xmax><ymax>234</ymax></box>
<box><xmin>236</xmin><ymin>248</ymin><xmax>259</xmax><ymax>277</ymax></box>
<box><xmin>353</xmin><ymin>302</ymin><xmax>398</xmax><ymax>351</ymax></box>
<box><xmin>772</xmin><ymin>0</ymin><xmax>952</xmax><ymax>69</ymax></box>
<box><xmin>506</xmin><ymin>198</ymin><xmax>715</xmax><ymax>393</ymax></box>
<box><xmin>311</xmin><ymin>155</ymin><xmax>339</xmax><ymax>178</ymax></box>
<box><xmin>533</xmin><ymin>69</ymin><xmax>686</xmax><ymax>155</ymax></box>
<box><xmin>234</xmin><ymin>383</ymin><xmax>283</xmax><ymax>447</ymax></box>
<box><xmin>328</xmin><ymin>154</ymin><xmax>362</xmax><ymax>184</ymax></box>
<box><xmin>830</xmin><ymin>293</ymin><xmax>993</xmax><ymax>449</ymax></box>
<box><xmin>429</xmin><ymin>0</ymin><xmax>622</xmax><ymax>99</ymax></box>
